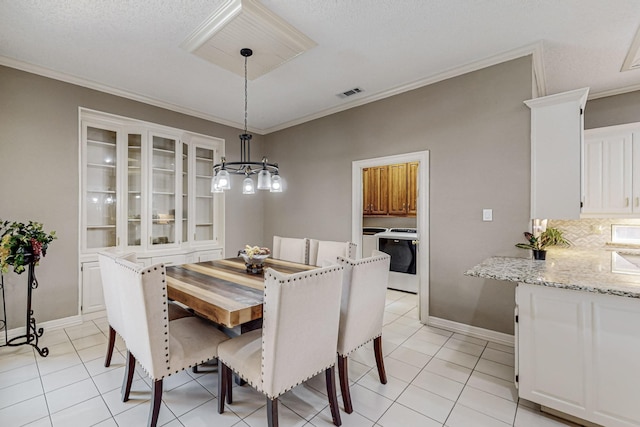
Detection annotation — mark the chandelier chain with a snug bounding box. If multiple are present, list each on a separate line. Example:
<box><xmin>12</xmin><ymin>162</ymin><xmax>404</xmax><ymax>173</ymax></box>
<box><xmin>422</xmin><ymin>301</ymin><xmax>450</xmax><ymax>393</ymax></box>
<box><xmin>244</xmin><ymin>54</ymin><xmax>248</xmax><ymax>135</ymax></box>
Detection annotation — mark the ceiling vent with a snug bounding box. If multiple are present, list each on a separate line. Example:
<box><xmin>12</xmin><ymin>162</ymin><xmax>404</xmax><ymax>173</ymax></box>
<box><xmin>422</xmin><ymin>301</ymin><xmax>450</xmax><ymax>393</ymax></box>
<box><xmin>180</xmin><ymin>0</ymin><xmax>317</xmax><ymax>80</ymax></box>
<box><xmin>337</xmin><ymin>87</ymin><xmax>364</xmax><ymax>99</ymax></box>
<box><xmin>622</xmin><ymin>26</ymin><xmax>640</xmax><ymax>71</ymax></box>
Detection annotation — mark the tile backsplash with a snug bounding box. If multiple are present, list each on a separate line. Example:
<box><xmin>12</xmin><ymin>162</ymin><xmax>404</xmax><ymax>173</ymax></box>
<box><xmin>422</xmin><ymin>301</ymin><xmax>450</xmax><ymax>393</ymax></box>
<box><xmin>549</xmin><ymin>218</ymin><xmax>640</xmax><ymax>249</ymax></box>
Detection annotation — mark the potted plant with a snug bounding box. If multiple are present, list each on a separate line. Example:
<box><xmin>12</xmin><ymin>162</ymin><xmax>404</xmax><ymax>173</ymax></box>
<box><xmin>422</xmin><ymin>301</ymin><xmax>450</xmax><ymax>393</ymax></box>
<box><xmin>0</xmin><ymin>220</ymin><xmax>56</xmax><ymax>274</ymax></box>
<box><xmin>515</xmin><ymin>227</ymin><xmax>570</xmax><ymax>260</ymax></box>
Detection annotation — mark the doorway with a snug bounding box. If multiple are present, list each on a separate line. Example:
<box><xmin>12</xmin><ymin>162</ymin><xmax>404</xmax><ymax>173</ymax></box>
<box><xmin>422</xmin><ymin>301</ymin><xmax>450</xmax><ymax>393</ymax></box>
<box><xmin>351</xmin><ymin>151</ymin><xmax>429</xmax><ymax>323</ymax></box>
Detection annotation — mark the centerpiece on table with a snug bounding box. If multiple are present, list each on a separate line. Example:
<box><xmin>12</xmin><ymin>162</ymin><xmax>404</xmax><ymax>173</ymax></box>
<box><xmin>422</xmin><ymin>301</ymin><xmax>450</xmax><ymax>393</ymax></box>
<box><xmin>0</xmin><ymin>220</ymin><xmax>57</xmax><ymax>274</ymax></box>
<box><xmin>515</xmin><ymin>227</ymin><xmax>570</xmax><ymax>260</ymax></box>
<box><xmin>239</xmin><ymin>245</ymin><xmax>271</xmax><ymax>274</ymax></box>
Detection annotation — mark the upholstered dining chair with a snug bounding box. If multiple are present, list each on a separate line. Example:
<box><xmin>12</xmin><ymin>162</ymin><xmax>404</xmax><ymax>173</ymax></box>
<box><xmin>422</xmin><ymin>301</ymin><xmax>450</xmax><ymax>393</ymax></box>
<box><xmin>308</xmin><ymin>239</ymin><xmax>357</xmax><ymax>267</ymax></box>
<box><xmin>98</xmin><ymin>251</ymin><xmax>192</xmax><ymax>368</ymax></box>
<box><xmin>272</xmin><ymin>236</ymin><xmax>309</xmax><ymax>264</ymax></box>
<box><xmin>335</xmin><ymin>250</ymin><xmax>391</xmax><ymax>413</ymax></box>
<box><xmin>112</xmin><ymin>257</ymin><xmax>229</xmax><ymax>427</ymax></box>
<box><xmin>217</xmin><ymin>265</ymin><xmax>344</xmax><ymax>427</ymax></box>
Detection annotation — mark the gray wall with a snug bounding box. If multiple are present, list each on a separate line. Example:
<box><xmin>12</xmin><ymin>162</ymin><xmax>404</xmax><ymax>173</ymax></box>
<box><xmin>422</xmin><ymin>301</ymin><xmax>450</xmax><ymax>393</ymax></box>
<box><xmin>585</xmin><ymin>90</ymin><xmax>640</xmax><ymax>129</ymax></box>
<box><xmin>263</xmin><ymin>56</ymin><xmax>533</xmax><ymax>334</ymax></box>
<box><xmin>0</xmin><ymin>65</ymin><xmax>264</xmax><ymax>327</ymax></box>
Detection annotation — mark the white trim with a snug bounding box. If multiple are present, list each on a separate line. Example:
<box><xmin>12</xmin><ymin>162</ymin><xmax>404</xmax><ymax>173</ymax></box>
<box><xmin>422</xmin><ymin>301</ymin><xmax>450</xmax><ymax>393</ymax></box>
<box><xmin>351</xmin><ymin>151</ymin><xmax>429</xmax><ymax>323</ymax></box>
<box><xmin>1</xmin><ymin>42</ymin><xmax>544</xmax><ymax>136</ymax></box>
<box><xmin>82</xmin><ymin>309</ymin><xmax>107</xmax><ymax>321</ymax></box>
<box><xmin>589</xmin><ymin>83</ymin><xmax>640</xmax><ymax>100</ymax></box>
<box><xmin>0</xmin><ymin>315</ymin><xmax>83</xmax><ymax>345</ymax></box>
<box><xmin>0</xmin><ymin>55</ymin><xmax>251</xmax><ymax>133</ymax></box>
<box><xmin>266</xmin><ymin>42</ymin><xmax>544</xmax><ymax>133</ymax></box>
<box><xmin>428</xmin><ymin>316</ymin><xmax>515</xmax><ymax>348</ymax></box>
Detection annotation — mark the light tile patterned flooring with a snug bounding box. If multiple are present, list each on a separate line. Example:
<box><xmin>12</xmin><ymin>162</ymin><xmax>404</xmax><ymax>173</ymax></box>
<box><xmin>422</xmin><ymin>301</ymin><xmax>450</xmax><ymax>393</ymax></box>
<box><xmin>0</xmin><ymin>290</ymin><xmax>579</xmax><ymax>427</ymax></box>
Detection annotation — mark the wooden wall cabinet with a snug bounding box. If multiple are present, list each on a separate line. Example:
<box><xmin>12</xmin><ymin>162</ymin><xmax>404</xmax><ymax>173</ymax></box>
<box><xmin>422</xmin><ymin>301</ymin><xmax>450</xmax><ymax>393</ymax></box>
<box><xmin>363</xmin><ymin>162</ymin><xmax>418</xmax><ymax>217</ymax></box>
<box><xmin>363</xmin><ymin>166</ymin><xmax>388</xmax><ymax>215</ymax></box>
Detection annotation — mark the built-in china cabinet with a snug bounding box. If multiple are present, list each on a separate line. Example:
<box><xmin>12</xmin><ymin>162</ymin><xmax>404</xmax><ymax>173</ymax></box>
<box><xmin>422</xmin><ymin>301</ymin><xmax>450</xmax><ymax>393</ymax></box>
<box><xmin>80</xmin><ymin>109</ymin><xmax>225</xmax><ymax>313</ymax></box>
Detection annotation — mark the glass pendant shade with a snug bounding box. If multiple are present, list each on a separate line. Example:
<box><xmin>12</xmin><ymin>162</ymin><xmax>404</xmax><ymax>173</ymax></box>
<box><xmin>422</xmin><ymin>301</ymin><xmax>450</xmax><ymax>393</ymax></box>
<box><xmin>211</xmin><ymin>175</ymin><xmax>223</xmax><ymax>193</ymax></box>
<box><xmin>242</xmin><ymin>176</ymin><xmax>255</xmax><ymax>194</ymax></box>
<box><xmin>257</xmin><ymin>169</ymin><xmax>272</xmax><ymax>190</ymax></box>
<box><xmin>217</xmin><ymin>169</ymin><xmax>231</xmax><ymax>190</ymax></box>
<box><xmin>270</xmin><ymin>174</ymin><xmax>282</xmax><ymax>192</ymax></box>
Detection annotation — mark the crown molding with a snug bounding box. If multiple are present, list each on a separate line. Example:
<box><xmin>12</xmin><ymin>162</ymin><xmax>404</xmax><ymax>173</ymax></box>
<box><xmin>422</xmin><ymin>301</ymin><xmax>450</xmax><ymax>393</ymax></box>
<box><xmin>264</xmin><ymin>42</ymin><xmax>545</xmax><ymax>134</ymax></box>
<box><xmin>588</xmin><ymin>83</ymin><xmax>640</xmax><ymax>100</ymax></box>
<box><xmin>0</xmin><ymin>55</ymin><xmax>259</xmax><ymax>133</ymax></box>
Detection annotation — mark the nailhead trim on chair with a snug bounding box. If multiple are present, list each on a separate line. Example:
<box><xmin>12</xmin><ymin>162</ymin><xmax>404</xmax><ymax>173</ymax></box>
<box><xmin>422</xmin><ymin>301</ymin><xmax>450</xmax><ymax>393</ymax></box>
<box><xmin>337</xmin><ymin>253</ymin><xmax>389</xmax><ymax>267</ymax></box>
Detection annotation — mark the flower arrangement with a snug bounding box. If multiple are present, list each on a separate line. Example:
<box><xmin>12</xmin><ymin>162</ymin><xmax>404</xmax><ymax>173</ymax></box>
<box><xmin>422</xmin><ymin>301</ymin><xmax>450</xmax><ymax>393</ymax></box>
<box><xmin>0</xmin><ymin>220</ymin><xmax>57</xmax><ymax>274</ymax></box>
<box><xmin>241</xmin><ymin>245</ymin><xmax>271</xmax><ymax>258</ymax></box>
<box><xmin>239</xmin><ymin>245</ymin><xmax>271</xmax><ymax>274</ymax></box>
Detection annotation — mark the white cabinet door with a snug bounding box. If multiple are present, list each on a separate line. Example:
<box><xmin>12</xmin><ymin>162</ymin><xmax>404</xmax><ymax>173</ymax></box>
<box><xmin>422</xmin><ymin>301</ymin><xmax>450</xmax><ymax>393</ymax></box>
<box><xmin>81</xmin><ymin>262</ymin><xmax>105</xmax><ymax>313</ymax></box>
<box><xmin>583</xmin><ymin>132</ymin><xmax>633</xmax><ymax>214</ymax></box>
<box><xmin>517</xmin><ymin>284</ymin><xmax>589</xmax><ymax>418</ymax></box>
<box><xmin>591</xmin><ymin>297</ymin><xmax>640</xmax><ymax>427</ymax></box>
<box><xmin>525</xmin><ymin>88</ymin><xmax>589</xmax><ymax>220</ymax></box>
<box><xmin>633</xmin><ymin>133</ymin><xmax>640</xmax><ymax>212</ymax></box>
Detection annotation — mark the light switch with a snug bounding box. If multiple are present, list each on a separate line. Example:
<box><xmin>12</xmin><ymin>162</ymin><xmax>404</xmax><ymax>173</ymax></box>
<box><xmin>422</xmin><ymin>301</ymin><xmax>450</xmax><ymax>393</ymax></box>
<box><xmin>483</xmin><ymin>209</ymin><xmax>493</xmax><ymax>221</ymax></box>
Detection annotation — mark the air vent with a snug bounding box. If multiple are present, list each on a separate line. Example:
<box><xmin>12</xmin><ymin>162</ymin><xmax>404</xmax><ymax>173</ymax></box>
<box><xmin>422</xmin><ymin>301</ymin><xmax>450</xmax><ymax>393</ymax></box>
<box><xmin>337</xmin><ymin>87</ymin><xmax>364</xmax><ymax>99</ymax></box>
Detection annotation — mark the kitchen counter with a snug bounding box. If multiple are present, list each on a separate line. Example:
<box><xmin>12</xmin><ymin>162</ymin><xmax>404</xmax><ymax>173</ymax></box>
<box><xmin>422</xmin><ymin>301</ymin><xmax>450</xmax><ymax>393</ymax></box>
<box><xmin>464</xmin><ymin>248</ymin><xmax>640</xmax><ymax>298</ymax></box>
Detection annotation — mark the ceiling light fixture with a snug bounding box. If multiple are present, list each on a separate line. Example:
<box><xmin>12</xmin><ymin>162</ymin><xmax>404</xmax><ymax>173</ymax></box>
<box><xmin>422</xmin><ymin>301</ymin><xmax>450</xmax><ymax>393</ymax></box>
<box><xmin>211</xmin><ymin>48</ymin><xmax>282</xmax><ymax>194</ymax></box>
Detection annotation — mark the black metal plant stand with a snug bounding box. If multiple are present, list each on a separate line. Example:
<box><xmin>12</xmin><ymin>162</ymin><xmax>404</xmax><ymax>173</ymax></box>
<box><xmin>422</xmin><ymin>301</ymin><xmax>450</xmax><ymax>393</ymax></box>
<box><xmin>0</xmin><ymin>259</ymin><xmax>49</xmax><ymax>357</ymax></box>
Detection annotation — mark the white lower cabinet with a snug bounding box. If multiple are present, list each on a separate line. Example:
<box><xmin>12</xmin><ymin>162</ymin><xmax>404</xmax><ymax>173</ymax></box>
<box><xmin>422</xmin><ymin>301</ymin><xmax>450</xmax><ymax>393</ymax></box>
<box><xmin>81</xmin><ymin>248</ymin><xmax>222</xmax><ymax>314</ymax></box>
<box><xmin>516</xmin><ymin>283</ymin><xmax>640</xmax><ymax>427</ymax></box>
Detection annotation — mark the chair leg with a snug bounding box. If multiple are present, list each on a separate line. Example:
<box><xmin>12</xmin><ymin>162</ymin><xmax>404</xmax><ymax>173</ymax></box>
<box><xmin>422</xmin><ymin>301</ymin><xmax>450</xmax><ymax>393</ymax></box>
<box><xmin>104</xmin><ymin>326</ymin><xmax>116</xmax><ymax>367</ymax></box>
<box><xmin>148</xmin><ymin>379</ymin><xmax>163</xmax><ymax>427</ymax></box>
<box><xmin>337</xmin><ymin>355</ymin><xmax>353</xmax><ymax>414</ymax></box>
<box><xmin>121</xmin><ymin>350</ymin><xmax>136</xmax><ymax>402</ymax></box>
<box><xmin>325</xmin><ymin>366</ymin><xmax>342</xmax><ymax>426</ymax></box>
<box><xmin>267</xmin><ymin>397</ymin><xmax>278</xmax><ymax>427</ymax></box>
<box><xmin>373</xmin><ymin>336</ymin><xmax>387</xmax><ymax>384</ymax></box>
<box><xmin>226</xmin><ymin>365</ymin><xmax>233</xmax><ymax>404</ymax></box>
<box><xmin>217</xmin><ymin>363</ymin><xmax>227</xmax><ymax>414</ymax></box>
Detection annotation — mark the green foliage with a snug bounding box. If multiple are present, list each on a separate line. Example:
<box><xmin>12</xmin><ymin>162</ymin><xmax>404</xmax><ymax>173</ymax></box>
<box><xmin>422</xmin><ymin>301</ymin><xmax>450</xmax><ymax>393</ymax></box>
<box><xmin>515</xmin><ymin>227</ymin><xmax>570</xmax><ymax>251</ymax></box>
<box><xmin>0</xmin><ymin>220</ymin><xmax>56</xmax><ymax>274</ymax></box>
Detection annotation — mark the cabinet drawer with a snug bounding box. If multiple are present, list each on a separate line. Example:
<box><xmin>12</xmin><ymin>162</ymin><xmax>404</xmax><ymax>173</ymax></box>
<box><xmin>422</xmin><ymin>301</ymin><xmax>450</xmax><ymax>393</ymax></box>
<box><xmin>198</xmin><ymin>249</ymin><xmax>223</xmax><ymax>262</ymax></box>
<box><xmin>151</xmin><ymin>254</ymin><xmax>186</xmax><ymax>266</ymax></box>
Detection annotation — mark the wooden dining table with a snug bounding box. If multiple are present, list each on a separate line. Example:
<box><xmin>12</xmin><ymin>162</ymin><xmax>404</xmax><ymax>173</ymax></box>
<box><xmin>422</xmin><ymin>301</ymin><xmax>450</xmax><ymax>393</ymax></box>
<box><xmin>166</xmin><ymin>256</ymin><xmax>316</xmax><ymax>330</ymax></box>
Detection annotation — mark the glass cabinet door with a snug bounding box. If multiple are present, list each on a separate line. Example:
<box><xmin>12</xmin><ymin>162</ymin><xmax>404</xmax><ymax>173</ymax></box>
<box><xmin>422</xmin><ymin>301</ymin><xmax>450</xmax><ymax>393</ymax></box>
<box><xmin>126</xmin><ymin>133</ymin><xmax>143</xmax><ymax>248</ymax></box>
<box><xmin>150</xmin><ymin>134</ymin><xmax>178</xmax><ymax>247</ymax></box>
<box><xmin>194</xmin><ymin>145</ymin><xmax>215</xmax><ymax>242</ymax></box>
<box><xmin>182</xmin><ymin>142</ymin><xmax>189</xmax><ymax>244</ymax></box>
<box><xmin>84</xmin><ymin>125</ymin><xmax>118</xmax><ymax>249</ymax></box>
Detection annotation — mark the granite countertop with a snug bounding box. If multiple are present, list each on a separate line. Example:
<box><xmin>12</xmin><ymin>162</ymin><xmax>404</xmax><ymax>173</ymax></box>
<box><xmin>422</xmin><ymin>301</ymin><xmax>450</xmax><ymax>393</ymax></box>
<box><xmin>464</xmin><ymin>248</ymin><xmax>640</xmax><ymax>298</ymax></box>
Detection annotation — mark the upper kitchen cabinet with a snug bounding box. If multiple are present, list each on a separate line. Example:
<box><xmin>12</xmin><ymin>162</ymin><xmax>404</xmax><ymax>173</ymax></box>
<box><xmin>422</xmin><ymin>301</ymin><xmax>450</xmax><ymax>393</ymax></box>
<box><xmin>525</xmin><ymin>88</ymin><xmax>589</xmax><ymax>220</ymax></box>
<box><xmin>363</xmin><ymin>162</ymin><xmax>418</xmax><ymax>217</ymax></box>
<box><xmin>582</xmin><ymin>123</ymin><xmax>640</xmax><ymax>217</ymax></box>
<box><xmin>363</xmin><ymin>165</ymin><xmax>388</xmax><ymax>215</ymax></box>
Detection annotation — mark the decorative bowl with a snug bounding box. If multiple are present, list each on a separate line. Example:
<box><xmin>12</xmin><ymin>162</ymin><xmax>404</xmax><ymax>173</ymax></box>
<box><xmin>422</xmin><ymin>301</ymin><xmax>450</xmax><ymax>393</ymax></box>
<box><xmin>240</xmin><ymin>253</ymin><xmax>269</xmax><ymax>274</ymax></box>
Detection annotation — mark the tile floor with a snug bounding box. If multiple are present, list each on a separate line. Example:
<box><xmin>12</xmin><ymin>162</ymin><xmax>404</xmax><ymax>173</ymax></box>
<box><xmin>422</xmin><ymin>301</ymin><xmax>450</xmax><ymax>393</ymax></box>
<box><xmin>0</xmin><ymin>290</ymin><xmax>579</xmax><ymax>427</ymax></box>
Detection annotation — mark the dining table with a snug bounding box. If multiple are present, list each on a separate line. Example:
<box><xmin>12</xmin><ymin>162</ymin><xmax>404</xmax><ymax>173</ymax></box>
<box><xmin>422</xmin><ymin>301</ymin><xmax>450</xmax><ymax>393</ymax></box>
<box><xmin>166</xmin><ymin>256</ymin><xmax>317</xmax><ymax>331</ymax></box>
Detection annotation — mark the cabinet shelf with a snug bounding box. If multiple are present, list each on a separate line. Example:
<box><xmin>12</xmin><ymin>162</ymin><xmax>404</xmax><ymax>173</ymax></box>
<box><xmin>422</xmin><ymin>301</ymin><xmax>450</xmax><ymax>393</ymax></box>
<box><xmin>152</xmin><ymin>147</ymin><xmax>175</xmax><ymax>154</ymax></box>
<box><xmin>87</xmin><ymin>225</ymin><xmax>116</xmax><ymax>229</ymax></box>
<box><xmin>152</xmin><ymin>191</ymin><xmax>175</xmax><ymax>196</ymax></box>
<box><xmin>196</xmin><ymin>223</ymin><xmax>214</xmax><ymax>226</ymax></box>
<box><xmin>87</xmin><ymin>139</ymin><xmax>116</xmax><ymax>147</ymax></box>
<box><xmin>87</xmin><ymin>189</ymin><xmax>116</xmax><ymax>194</ymax></box>
<box><xmin>152</xmin><ymin>167</ymin><xmax>175</xmax><ymax>173</ymax></box>
<box><xmin>87</xmin><ymin>162</ymin><xmax>116</xmax><ymax>169</ymax></box>
<box><xmin>196</xmin><ymin>174</ymin><xmax>213</xmax><ymax>179</ymax></box>
<box><xmin>196</xmin><ymin>195</ymin><xmax>213</xmax><ymax>199</ymax></box>
<box><xmin>196</xmin><ymin>157</ymin><xmax>213</xmax><ymax>162</ymax></box>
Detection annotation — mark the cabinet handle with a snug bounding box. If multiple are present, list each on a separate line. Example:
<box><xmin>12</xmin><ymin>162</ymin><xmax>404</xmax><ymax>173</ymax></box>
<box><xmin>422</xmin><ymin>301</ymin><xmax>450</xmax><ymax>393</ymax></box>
<box><xmin>626</xmin><ymin>197</ymin><xmax>630</xmax><ymax>207</ymax></box>
<box><xmin>636</xmin><ymin>197</ymin><xmax>639</xmax><ymax>207</ymax></box>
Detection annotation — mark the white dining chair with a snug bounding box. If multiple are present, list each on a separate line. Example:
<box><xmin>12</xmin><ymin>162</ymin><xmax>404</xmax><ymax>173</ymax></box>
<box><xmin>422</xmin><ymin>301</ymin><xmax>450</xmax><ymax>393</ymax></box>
<box><xmin>112</xmin><ymin>257</ymin><xmax>229</xmax><ymax>427</ymax></box>
<box><xmin>308</xmin><ymin>239</ymin><xmax>357</xmax><ymax>266</ymax></box>
<box><xmin>216</xmin><ymin>265</ymin><xmax>344</xmax><ymax>427</ymax></box>
<box><xmin>335</xmin><ymin>250</ymin><xmax>391</xmax><ymax>413</ymax></box>
<box><xmin>272</xmin><ymin>236</ymin><xmax>309</xmax><ymax>264</ymax></box>
<box><xmin>98</xmin><ymin>251</ymin><xmax>192</xmax><ymax>368</ymax></box>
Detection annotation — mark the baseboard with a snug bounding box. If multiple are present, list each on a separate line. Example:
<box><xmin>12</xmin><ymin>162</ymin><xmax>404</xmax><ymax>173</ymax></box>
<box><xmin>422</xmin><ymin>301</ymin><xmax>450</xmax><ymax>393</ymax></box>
<box><xmin>427</xmin><ymin>316</ymin><xmax>514</xmax><ymax>347</ymax></box>
<box><xmin>82</xmin><ymin>309</ymin><xmax>107</xmax><ymax>321</ymax></box>
<box><xmin>0</xmin><ymin>314</ymin><xmax>83</xmax><ymax>345</ymax></box>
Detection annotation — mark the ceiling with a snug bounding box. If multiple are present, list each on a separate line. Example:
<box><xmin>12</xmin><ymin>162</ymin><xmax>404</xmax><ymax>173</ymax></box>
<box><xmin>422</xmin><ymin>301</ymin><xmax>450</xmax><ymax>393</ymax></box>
<box><xmin>1</xmin><ymin>0</ymin><xmax>640</xmax><ymax>134</ymax></box>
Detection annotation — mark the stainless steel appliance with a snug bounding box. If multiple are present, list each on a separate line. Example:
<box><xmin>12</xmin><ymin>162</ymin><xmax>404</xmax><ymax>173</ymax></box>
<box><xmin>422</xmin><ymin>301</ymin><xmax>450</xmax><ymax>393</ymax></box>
<box><xmin>375</xmin><ymin>228</ymin><xmax>418</xmax><ymax>293</ymax></box>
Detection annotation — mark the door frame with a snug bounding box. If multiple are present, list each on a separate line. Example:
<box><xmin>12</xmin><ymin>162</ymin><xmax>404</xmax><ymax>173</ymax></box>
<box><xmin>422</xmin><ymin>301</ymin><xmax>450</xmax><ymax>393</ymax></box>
<box><xmin>351</xmin><ymin>151</ymin><xmax>430</xmax><ymax>323</ymax></box>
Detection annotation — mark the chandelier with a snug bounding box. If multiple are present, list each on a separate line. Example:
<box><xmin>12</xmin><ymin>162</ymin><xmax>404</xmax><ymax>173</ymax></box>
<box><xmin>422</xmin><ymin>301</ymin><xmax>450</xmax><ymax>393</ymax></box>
<box><xmin>211</xmin><ymin>48</ymin><xmax>282</xmax><ymax>194</ymax></box>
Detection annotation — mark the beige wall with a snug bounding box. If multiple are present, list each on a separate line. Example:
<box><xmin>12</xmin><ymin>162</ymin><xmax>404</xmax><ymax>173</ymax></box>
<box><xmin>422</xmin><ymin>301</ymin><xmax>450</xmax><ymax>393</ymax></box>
<box><xmin>585</xmin><ymin>90</ymin><xmax>640</xmax><ymax>129</ymax></box>
<box><xmin>0</xmin><ymin>65</ymin><xmax>264</xmax><ymax>327</ymax></box>
<box><xmin>263</xmin><ymin>56</ymin><xmax>533</xmax><ymax>334</ymax></box>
